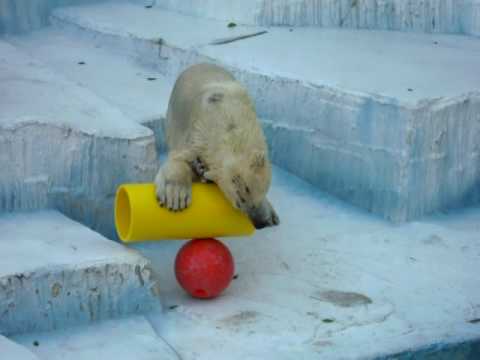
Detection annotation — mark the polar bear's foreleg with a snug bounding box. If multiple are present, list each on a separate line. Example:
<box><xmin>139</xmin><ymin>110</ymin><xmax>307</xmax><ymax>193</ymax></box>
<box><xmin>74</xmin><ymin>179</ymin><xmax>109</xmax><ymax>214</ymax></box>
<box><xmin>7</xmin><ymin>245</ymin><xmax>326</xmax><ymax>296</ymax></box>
<box><xmin>155</xmin><ymin>151</ymin><xmax>194</xmax><ymax>211</ymax></box>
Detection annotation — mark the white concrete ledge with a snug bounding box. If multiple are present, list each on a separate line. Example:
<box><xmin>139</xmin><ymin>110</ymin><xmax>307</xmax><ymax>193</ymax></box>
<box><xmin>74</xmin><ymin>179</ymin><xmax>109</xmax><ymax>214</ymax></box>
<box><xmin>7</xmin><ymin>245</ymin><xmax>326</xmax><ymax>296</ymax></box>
<box><xmin>0</xmin><ymin>40</ymin><xmax>159</xmax><ymax>238</ymax></box>
<box><xmin>0</xmin><ymin>211</ymin><xmax>161</xmax><ymax>336</ymax></box>
<box><xmin>49</xmin><ymin>3</ymin><xmax>480</xmax><ymax>221</ymax></box>
<box><xmin>150</xmin><ymin>0</ymin><xmax>480</xmax><ymax>35</ymax></box>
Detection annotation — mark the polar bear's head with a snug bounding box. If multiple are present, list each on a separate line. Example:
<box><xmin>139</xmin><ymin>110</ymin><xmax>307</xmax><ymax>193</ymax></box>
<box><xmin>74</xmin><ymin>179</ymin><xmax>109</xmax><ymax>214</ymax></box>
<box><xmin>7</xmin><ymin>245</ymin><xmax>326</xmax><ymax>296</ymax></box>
<box><xmin>212</xmin><ymin>150</ymin><xmax>274</xmax><ymax>229</ymax></box>
<box><xmin>198</xmin><ymin>81</ymin><xmax>278</xmax><ymax>228</ymax></box>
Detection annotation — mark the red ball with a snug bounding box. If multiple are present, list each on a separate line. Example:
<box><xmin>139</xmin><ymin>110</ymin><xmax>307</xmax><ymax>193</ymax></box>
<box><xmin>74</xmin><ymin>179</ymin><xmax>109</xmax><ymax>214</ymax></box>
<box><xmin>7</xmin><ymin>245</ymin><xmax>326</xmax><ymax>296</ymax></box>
<box><xmin>174</xmin><ymin>238</ymin><xmax>235</xmax><ymax>299</ymax></box>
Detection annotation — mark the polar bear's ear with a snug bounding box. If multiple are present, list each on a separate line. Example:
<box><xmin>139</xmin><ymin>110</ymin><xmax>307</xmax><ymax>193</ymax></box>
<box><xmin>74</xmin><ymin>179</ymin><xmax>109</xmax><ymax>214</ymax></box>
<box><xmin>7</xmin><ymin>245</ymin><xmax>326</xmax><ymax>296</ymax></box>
<box><xmin>207</xmin><ymin>92</ymin><xmax>224</xmax><ymax>104</ymax></box>
<box><xmin>250</xmin><ymin>151</ymin><xmax>266</xmax><ymax>171</ymax></box>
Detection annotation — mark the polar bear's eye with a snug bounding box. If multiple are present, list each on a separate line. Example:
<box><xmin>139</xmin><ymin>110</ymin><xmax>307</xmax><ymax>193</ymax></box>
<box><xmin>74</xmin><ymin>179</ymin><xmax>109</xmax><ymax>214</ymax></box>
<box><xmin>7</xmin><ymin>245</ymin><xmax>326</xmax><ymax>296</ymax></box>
<box><xmin>207</xmin><ymin>92</ymin><xmax>224</xmax><ymax>103</ymax></box>
<box><xmin>245</xmin><ymin>186</ymin><xmax>250</xmax><ymax>194</ymax></box>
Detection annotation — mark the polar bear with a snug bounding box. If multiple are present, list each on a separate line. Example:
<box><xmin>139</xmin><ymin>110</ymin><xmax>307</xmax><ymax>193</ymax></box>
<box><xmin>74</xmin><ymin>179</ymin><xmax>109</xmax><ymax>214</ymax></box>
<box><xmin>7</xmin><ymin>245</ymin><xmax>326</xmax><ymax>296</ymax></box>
<box><xmin>154</xmin><ymin>63</ymin><xmax>279</xmax><ymax>229</ymax></box>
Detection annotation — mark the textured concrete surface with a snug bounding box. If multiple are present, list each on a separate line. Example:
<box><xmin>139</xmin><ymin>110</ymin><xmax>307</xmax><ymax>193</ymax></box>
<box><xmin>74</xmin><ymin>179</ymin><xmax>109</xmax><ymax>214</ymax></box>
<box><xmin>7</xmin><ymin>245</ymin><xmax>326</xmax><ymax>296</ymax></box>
<box><xmin>0</xmin><ymin>40</ymin><xmax>149</xmax><ymax>138</ymax></box>
<box><xmin>3</xmin><ymin>166</ymin><xmax>479</xmax><ymax>359</ymax></box>
<box><xmin>0</xmin><ymin>335</ymin><xmax>40</xmax><ymax>360</ymax></box>
<box><xmin>0</xmin><ymin>211</ymin><xmax>161</xmax><ymax>336</ymax></box>
<box><xmin>47</xmin><ymin>3</ymin><xmax>480</xmax><ymax>222</ymax></box>
<box><xmin>150</xmin><ymin>0</ymin><xmax>480</xmax><ymax>35</ymax></box>
<box><xmin>50</xmin><ymin>3</ymin><xmax>480</xmax><ymax>102</ymax></box>
<box><xmin>2</xmin><ymin>0</ymin><xmax>479</xmax><ymax>36</ymax></box>
<box><xmin>134</xmin><ymin>166</ymin><xmax>480</xmax><ymax>359</ymax></box>
<box><xmin>0</xmin><ymin>0</ymin><xmax>118</xmax><ymax>35</ymax></box>
<box><xmin>0</xmin><ymin>39</ymin><xmax>159</xmax><ymax>238</ymax></box>
<box><xmin>0</xmin><ymin>2</ymin><xmax>479</xmax><ymax>357</ymax></box>
<box><xmin>2</xmin><ymin>2</ymin><xmax>480</xmax><ymax>227</ymax></box>
<box><xmin>12</xmin><ymin>316</ymin><xmax>178</xmax><ymax>360</ymax></box>
<box><xmin>7</xmin><ymin>28</ymin><xmax>174</xmax><ymax>152</ymax></box>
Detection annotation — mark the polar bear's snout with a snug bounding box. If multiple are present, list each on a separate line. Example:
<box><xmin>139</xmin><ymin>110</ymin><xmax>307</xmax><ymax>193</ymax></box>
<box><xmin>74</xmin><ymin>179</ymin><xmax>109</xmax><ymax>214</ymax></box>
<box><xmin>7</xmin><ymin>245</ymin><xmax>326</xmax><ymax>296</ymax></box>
<box><xmin>213</xmin><ymin>168</ymin><xmax>279</xmax><ymax>229</ymax></box>
<box><xmin>250</xmin><ymin>211</ymin><xmax>273</xmax><ymax>229</ymax></box>
<box><xmin>247</xmin><ymin>199</ymin><xmax>280</xmax><ymax>229</ymax></box>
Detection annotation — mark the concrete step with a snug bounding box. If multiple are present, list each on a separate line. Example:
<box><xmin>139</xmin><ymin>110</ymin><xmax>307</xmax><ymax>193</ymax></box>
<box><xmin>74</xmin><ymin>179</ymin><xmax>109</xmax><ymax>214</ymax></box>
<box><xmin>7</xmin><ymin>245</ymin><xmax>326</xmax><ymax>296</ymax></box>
<box><xmin>11</xmin><ymin>316</ymin><xmax>177</xmax><ymax>360</ymax></box>
<box><xmin>133</xmin><ymin>166</ymin><xmax>480</xmax><ymax>359</ymax></box>
<box><xmin>0</xmin><ymin>0</ymin><xmax>115</xmax><ymax>35</ymax></box>
<box><xmin>149</xmin><ymin>0</ymin><xmax>480</xmax><ymax>35</ymax></box>
<box><xmin>0</xmin><ymin>39</ymin><xmax>161</xmax><ymax>238</ymax></box>
<box><xmin>1</xmin><ymin>0</ymin><xmax>479</xmax><ymax>36</ymax></box>
<box><xmin>0</xmin><ymin>211</ymin><xmax>161</xmax><ymax>336</ymax></box>
<box><xmin>3</xmin><ymin>166</ymin><xmax>480</xmax><ymax>359</ymax></box>
<box><xmin>49</xmin><ymin>2</ymin><xmax>480</xmax><ymax>222</ymax></box>
<box><xmin>6</xmin><ymin>27</ymin><xmax>175</xmax><ymax>152</ymax></box>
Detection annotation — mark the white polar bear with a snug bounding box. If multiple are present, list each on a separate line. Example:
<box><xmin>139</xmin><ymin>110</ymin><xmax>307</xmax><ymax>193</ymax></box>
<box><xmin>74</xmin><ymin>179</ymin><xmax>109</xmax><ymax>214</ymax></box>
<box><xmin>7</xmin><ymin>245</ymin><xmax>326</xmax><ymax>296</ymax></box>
<box><xmin>154</xmin><ymin>63</ymin><xmax>279</xmax><ymax>229</ymax></box>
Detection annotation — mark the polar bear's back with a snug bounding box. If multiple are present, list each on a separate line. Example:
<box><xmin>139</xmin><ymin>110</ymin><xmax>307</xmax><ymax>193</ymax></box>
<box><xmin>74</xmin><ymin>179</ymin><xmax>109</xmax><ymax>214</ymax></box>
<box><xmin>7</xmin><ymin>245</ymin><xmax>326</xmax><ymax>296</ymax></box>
<box><xmin>176</xmin><ymin>63</ymin><xmax>235</xmax><ymax>91</ymax></box>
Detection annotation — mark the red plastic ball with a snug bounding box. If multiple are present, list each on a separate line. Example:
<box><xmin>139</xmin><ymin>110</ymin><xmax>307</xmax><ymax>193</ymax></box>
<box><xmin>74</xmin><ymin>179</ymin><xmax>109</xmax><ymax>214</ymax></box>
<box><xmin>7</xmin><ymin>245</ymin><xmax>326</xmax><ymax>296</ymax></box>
<box><xmin>175</xmin><ymin>238</ymin><xmax>235</xmax><ymax>299</ymax></box>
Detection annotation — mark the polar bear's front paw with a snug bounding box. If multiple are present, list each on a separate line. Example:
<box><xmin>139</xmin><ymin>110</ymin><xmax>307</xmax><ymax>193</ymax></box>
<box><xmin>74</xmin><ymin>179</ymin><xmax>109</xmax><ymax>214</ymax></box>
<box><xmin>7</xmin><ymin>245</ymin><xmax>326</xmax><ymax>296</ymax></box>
<box><xmin>155</xmin><ymin>172</ymin><xmax>192</xmax><ymax>211</ymax></box>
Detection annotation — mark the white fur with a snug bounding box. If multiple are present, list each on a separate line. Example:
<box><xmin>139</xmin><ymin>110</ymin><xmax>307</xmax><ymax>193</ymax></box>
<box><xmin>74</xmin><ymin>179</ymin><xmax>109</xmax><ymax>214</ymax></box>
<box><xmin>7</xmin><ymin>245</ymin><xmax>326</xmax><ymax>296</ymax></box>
<box><xmin>155</xmin><ymin>63</ymin><xmax>279</xmax><ymax>228</ymax></box>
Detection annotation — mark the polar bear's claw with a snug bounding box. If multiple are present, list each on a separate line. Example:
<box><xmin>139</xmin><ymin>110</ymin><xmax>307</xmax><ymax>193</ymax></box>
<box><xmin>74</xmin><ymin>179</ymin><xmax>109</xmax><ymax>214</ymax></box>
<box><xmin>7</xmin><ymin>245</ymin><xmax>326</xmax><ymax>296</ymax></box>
<box><xmin>161</xmin><ymin>181</ymin><xmax>191</xmax><ymax>211</ymax></box>
<box><xmin>155</xmin><ymin>157</ymin><xmax>194</xmax><ymax>211</ymax></box>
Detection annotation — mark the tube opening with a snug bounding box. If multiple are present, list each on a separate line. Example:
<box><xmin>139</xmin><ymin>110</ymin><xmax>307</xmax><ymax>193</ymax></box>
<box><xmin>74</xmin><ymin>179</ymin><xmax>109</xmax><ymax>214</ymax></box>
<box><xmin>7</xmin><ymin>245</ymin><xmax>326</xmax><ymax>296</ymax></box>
<box><xmin>115</xmin><ymin>187</ymin><xmax>132</xmax><ymax>241</ymax></box>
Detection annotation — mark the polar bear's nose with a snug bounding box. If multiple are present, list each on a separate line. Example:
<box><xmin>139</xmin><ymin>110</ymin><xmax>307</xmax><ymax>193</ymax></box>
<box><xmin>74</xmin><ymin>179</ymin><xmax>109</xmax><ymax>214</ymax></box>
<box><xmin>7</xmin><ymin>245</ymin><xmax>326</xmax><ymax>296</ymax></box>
<box><xmin>252</xmin><ymin>220</ymin><xmax>269</xmax><ymax>230</ymax></box>
<box><xmin>246</xmin><ymin>200</ymin><xmax>279</xmax><ymax>229</ymax></box>
<box><xmin>249</xmin><ymin>212</ymin><xmax>269</xmax><ymax>229</ymax></box>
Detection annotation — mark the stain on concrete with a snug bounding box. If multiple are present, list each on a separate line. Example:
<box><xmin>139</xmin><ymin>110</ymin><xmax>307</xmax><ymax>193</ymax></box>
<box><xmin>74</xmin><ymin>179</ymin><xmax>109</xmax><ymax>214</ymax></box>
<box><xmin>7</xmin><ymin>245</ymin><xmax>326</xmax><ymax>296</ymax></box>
<box><xmin>423</xmin><ymin>234</ymin><xmax>446</xmax><ymax>247</ymax></box>
<box><xmin>51</xmin><ymin>282</ymin><xmax>62</xmax><ymax>297</ymax></box>
<box><xmin>312</xmin><ymin>340</ymin><xmax>333</xmax><ymax>347</ymax></box>
<box><xmin>221</xmin><ymin>310</ymin><xmax>259</xmax><ymax>327</ymax></box>
<box><xmin>306</xmin><ymin>311</ymin><xmax>319</xmax><ymax>319</ymax></box>
<box><xmin>312</xmin><ymin>290</ymin><xmax>372</xmax><ymax>307</ymax></box>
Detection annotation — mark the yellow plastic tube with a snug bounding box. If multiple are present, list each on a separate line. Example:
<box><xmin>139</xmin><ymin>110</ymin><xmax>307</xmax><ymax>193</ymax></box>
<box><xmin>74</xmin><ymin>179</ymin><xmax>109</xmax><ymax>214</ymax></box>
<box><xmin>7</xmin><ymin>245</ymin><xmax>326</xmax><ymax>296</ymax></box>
<box><xmin>115</xmin><ymin>183</ymin><xmax>255</xmax><ymax>243</ymax></box>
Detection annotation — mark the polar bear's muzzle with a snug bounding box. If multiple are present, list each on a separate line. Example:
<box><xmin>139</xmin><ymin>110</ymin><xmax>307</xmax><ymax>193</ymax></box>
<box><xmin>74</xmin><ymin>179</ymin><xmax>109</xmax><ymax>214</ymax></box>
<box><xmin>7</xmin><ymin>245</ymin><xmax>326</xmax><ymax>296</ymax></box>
<box><xmin>251</xmin><ymin>214</ymin><xmax>269</xmax><ymax>230</ymax></box>
<box><xmin>246</xmin><ymin>200</ymin><xmax>280</xmax><ymax>229</ymax></box>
